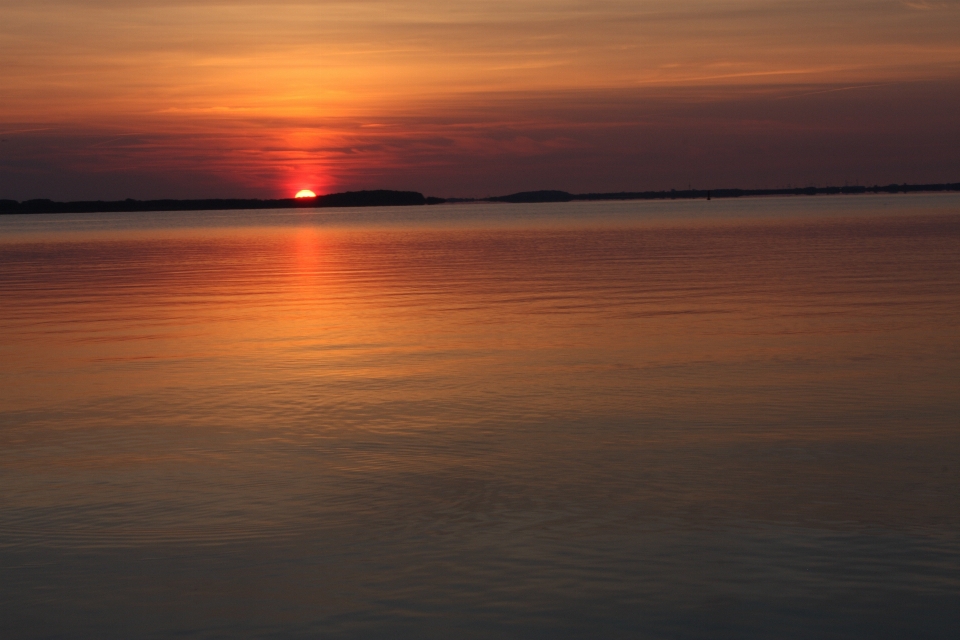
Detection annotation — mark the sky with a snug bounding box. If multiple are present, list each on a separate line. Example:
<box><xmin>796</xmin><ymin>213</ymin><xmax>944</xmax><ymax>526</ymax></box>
<box><xmin>1</xmin><ymin>0</ymin><xmax>959</xmax><ymax>200</ymax></box>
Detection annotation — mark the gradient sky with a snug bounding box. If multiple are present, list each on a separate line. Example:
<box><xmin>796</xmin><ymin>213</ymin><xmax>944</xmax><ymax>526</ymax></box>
<box><xmin>1</xmin><ymin>0</ymin><xmax>959</xmax><ymax>199</ymax></box>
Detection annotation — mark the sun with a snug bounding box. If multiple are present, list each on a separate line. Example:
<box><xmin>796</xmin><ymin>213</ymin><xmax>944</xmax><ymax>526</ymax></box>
<box><xmin>295</xmin><ymin>189</ymin><xmax>317</xmax><ymax>198</ymax></box>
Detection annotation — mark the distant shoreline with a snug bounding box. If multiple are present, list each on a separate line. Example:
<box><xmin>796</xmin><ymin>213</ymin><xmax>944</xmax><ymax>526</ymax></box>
<box><xmin>2</xmin><ymin>183</ymin><xmax>959</xmax><ymax>215</ymax></box>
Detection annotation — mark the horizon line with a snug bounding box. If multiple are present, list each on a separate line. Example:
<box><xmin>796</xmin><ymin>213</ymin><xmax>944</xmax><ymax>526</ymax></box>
<box><xmin>2</xmin><ymin>182</ymin><xmax>960</xmax><ymax>215</ymax></box>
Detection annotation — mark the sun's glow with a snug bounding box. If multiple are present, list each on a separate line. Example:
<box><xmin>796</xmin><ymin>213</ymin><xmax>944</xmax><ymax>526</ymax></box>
<box><xmin>295</xmin><ymin>190</ymin><xmax>317</xmax><ymax>198</ymax></box>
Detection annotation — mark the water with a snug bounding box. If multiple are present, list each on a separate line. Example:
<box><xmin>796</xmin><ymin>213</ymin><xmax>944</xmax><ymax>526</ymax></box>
<box><xmin>1</xmin><ymin>195</ymin><xmax>959</xmax><ymax>638</ymax></box>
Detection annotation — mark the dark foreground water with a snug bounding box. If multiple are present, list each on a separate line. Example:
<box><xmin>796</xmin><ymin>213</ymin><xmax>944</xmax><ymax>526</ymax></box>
<box><xmin>1</xmin><ymin>195</ymin><xmax>959</xmax><ymax>639</ymax></box>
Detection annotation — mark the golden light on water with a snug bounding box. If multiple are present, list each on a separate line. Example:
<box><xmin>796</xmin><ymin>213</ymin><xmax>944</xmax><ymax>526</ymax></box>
<box><xmin>2</xmin><ymin>201</ymin><xmax>960</xmax><ymax>634</ymax></box>
<box><xmin>295</xmin><ymin>190</ymin><xmax>317</xmax><ymax>198</ymax></box>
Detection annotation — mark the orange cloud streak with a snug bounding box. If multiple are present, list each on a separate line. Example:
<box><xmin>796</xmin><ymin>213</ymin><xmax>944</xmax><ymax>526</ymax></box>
<box><xmin>2</xmin><ymin>1</ymin><xmax>959</xmax><ymax>198</ymax></box>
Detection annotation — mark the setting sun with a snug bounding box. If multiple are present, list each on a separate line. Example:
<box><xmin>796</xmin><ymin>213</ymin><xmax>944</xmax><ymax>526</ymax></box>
<box><xmin>295</xmin><ymin>190</ymin><xmax>316</xmax><ymax>199</ymax></box>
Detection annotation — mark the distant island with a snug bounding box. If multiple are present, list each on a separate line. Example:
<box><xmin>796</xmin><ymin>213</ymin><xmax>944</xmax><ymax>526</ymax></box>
<box><xmin>2</xmin><ymin>183</ymin><xmax>959</xmax><ymax>215</ymax></box>
<box><xmin>467</xmin><ymin>182</ymin><xmax>960</xmax><ymax>204</ymax></box>
<box><xmin>0</xmin><ymin>190</ymin><xmax>442</xmax><ymax>215</ymax></box>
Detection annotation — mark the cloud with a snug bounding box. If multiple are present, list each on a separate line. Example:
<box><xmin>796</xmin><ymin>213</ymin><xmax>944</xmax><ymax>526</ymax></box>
<box><xmin>2</xmin><ymin>1</ymin><xmax>959</xmax><ymax>198</ymax></box>
<box><xmin>901</xmin><ymin>1</ymin><xmax>960</xmax><ymax>8</ymax></box>
<box><xmin>3</xmin><ymin>79</ymin><xmax>959</xmax><ymax>199</ymax></box>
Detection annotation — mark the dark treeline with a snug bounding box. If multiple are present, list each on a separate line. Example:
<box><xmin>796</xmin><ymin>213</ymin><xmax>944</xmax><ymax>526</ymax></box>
<box><xmin>480</xmin><ymin>182</ymin><xmax>960</xmax><ymax>204</ymax></box>
<box><xmin>0</xmin><ymin>190</ymin><xmax>443</xmax><ymax>215</ymax></box>
<box><xmin>2</xmin><ymin>183</ymin><xmax>959</xmax><ymax>215</ymax></box>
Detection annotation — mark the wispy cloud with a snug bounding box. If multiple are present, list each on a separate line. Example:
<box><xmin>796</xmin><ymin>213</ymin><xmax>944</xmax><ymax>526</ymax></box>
<box><xmin>2</xmin><ymin>1</ymin><xmax>959</xmax><ymax>197</ymax></box>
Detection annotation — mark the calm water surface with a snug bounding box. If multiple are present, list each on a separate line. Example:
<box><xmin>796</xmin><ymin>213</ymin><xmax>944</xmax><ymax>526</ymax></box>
<box><xmin>2</xmin><ymin>195</ymin><xmax>959</xmax><ymax>638</ymax></box>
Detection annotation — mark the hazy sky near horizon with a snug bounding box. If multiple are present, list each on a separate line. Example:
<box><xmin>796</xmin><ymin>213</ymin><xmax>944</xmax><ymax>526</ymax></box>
<box><xmin>2</xmin><ymin>1</ymin><xmax>959</xmax><ymax>199</ymax></box>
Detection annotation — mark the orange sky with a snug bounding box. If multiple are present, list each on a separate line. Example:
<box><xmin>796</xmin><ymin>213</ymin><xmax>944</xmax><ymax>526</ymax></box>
<box><xmin>2</xmin><ymin>0</ymin><xmax>959</xmax><ymax>199</ymax></box>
